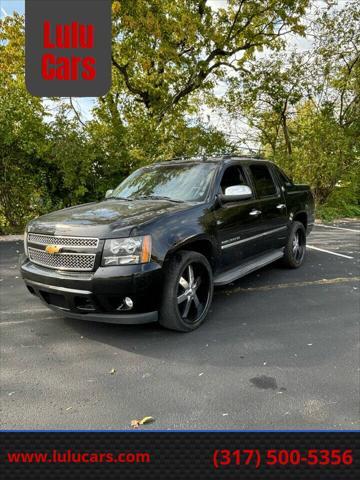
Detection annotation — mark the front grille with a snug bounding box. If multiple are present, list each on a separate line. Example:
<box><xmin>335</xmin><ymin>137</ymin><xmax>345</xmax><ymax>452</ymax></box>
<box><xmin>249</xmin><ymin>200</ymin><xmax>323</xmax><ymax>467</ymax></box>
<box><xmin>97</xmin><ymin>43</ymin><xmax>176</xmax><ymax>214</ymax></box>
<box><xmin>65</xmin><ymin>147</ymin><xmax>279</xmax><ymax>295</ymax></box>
<box><xmin>28</xmin><ymin>233</ymin><xmax>98</xmax><ymax>248</ymax></box>
<box><xmin>28</xmin><ymin>247</ymin><xmax>96</xmax><ymax>271</ymax></box>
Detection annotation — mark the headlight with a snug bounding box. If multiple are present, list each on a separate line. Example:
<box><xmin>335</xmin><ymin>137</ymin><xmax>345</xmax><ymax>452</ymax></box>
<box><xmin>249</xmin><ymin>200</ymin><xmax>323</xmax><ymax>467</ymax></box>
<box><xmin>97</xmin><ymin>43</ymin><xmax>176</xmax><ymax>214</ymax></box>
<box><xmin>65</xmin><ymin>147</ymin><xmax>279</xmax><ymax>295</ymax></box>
<box><xmin>102</xmin><ymin>235</ymin><xmax>152</xmax><ymax>266</ymax></box>
<box><xmin>24</xmin><ymin>228</ymin><xmax>28</xmax><ymax>256</ymax></box>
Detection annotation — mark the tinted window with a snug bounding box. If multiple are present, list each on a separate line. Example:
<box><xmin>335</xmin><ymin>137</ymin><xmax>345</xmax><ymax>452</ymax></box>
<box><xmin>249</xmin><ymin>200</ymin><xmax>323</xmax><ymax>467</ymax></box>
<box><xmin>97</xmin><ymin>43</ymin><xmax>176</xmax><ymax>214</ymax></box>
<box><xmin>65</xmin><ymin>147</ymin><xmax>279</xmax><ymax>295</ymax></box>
<box><xmin>220</xmin><ymin>166</ymin><xmax>247</xmax><ymax>194</ymax></box>
<box><xmin>249</xmin><ymin>165</ymin><xmax>277</xmax><ymax>197</ymax></box>
<box><xmin>277</xmin><ymin>168</ymin><xmax>293</xmax><ymax>186</ymax></box>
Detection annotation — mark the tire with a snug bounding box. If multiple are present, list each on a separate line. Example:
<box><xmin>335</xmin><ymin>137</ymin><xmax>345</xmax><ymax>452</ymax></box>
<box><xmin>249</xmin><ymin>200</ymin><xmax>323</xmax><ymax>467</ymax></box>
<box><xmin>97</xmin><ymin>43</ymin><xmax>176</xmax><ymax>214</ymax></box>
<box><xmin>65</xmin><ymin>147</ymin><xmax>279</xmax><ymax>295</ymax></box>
<box><xmin>282</xmin><ymin>221</ymin><xmax>306</xmax><ymax>268</ymax></box>
<box><xmin>159</xmin><ymin>250</ymin><xmax>213</xmax><ymax>332</ymax></box>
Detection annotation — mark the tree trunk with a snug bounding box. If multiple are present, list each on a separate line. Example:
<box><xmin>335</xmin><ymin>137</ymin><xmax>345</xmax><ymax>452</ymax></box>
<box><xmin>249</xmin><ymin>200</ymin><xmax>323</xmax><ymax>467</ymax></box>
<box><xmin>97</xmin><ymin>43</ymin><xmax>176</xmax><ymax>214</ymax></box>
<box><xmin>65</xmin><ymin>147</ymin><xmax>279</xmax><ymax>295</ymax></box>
<box><xmin>281</xmin><ymin>114</ymin><xmax>292</xmax><ymax>157</ymax></box>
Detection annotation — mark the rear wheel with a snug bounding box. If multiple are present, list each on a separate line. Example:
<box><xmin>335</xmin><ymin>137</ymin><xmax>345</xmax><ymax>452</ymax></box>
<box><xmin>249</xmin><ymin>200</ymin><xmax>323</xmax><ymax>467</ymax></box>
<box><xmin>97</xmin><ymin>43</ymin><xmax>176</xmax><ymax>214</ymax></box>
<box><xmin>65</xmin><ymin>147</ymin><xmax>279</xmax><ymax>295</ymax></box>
<box><xmin>283</xmin><ymin>220</ymin><xmax>306</xmax><ymax>268</ymax></box>
<box><xmin>159</xmin><ymin>250</ymin><xmax>213</xmax><ymax>332</ymax></box>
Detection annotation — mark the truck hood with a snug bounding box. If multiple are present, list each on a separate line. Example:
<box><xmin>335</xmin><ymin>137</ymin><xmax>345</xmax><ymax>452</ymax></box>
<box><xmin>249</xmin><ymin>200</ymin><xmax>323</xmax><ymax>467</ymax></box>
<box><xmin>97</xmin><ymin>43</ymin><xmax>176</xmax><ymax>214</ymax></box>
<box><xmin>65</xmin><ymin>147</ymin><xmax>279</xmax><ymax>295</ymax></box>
<box><xmin>28</xmin><ymin>198</ymin><xmax>191</xmax><ymax>238</ymax></box>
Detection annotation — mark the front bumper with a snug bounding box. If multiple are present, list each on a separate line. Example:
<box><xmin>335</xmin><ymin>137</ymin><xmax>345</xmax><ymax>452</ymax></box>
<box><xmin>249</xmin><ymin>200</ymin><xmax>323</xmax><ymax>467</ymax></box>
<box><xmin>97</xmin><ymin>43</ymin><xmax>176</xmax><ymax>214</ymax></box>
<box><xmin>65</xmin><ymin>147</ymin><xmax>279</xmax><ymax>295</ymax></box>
<box><xmin>21</xmin><ymin>257</ymin><xmax>162</xmax><ymax>324</ymax></box>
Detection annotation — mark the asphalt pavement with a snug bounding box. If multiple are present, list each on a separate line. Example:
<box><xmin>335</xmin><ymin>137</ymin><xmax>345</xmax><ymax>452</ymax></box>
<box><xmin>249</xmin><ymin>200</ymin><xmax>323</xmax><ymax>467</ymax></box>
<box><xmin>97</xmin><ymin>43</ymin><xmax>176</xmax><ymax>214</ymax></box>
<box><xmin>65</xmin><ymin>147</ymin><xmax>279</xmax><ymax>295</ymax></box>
<box><xmin>1</xmin><ymin>221</ymin><xmax>359</xmax><ymax>430</ymax></box>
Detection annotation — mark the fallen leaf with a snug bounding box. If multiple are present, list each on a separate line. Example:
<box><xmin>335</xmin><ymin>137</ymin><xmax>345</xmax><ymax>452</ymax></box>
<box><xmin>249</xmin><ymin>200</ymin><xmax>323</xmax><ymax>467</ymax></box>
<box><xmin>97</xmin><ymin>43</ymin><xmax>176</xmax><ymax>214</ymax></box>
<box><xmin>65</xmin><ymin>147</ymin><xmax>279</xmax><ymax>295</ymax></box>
<box><xmin>139</xmin><ymin>416</ymin><xmax>154</xmax><ymax>425</ymax></box>
<box><xmin>131</xmin><ymin>416</ymin><xmax>155</xmax><ymax>428</ymax></box>
<box><xmin>65</xmin><ymin>407</ymin><xmax>72</xmax><ymax>411</ymax></box>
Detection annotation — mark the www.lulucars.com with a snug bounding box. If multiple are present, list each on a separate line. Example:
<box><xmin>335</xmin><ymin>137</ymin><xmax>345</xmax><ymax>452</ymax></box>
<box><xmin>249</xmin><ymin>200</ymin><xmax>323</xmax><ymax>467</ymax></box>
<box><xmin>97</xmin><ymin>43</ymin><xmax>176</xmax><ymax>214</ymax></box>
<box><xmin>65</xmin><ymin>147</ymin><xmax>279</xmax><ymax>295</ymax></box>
<box><xmin>5</xmin><ymin>449</ymin><xmax>152</xmax><ymax>464</ymax></box>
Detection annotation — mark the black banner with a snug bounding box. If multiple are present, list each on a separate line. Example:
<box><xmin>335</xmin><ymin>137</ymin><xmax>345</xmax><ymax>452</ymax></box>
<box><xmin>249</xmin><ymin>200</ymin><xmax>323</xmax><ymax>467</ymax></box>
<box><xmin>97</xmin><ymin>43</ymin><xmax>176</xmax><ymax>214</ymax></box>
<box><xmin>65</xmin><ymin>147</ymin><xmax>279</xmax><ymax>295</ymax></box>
<box><xmin>25</xmin><ymin>0</ymin><xmax>111</xmax><ymax>96</ymax></box>
<box><xmin>1</xmin><ymin>431</ymin><xmax>359</xmax><ymax>479</ymax></box>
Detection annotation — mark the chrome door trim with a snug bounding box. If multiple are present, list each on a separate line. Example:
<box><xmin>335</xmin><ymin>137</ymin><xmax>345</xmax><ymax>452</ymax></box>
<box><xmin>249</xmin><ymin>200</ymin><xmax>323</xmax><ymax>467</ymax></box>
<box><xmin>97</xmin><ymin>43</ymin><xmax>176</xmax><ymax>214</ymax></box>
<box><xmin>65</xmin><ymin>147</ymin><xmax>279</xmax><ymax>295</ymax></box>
<box><xmin>221</xmin><ymin>226</ymin><xmax>287</xmax><ymax>250</ymax></box>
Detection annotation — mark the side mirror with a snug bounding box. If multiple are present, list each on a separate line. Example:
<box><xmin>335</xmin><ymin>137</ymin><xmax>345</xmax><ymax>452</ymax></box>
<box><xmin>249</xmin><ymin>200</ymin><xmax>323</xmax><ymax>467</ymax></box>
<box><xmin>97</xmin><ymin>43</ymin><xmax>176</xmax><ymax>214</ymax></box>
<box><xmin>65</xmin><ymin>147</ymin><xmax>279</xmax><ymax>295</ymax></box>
<box><xmin>220</xmin><ymin>185</ymin><xmax>253</xmax><ymax>203</ymax></box>
<box><xmin>105</xmin><ymin>189</ymin><xmax>114</xmax><ymax>199</ymax></box>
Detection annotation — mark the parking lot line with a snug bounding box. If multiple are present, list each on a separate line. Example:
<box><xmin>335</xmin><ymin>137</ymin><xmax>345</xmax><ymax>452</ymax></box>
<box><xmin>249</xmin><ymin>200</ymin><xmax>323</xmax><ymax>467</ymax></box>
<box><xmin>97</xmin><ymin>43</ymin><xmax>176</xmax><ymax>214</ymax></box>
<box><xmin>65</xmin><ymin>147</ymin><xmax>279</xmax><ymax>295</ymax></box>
<box><xmin>315</xmin><ymin>224</ymin><xmax>359</xmax><ymax>233</ymax></box>
<box><xmin>307</xmin><ymin>245</ymin><xmax>354</xmax><ymax>259</ymax></box>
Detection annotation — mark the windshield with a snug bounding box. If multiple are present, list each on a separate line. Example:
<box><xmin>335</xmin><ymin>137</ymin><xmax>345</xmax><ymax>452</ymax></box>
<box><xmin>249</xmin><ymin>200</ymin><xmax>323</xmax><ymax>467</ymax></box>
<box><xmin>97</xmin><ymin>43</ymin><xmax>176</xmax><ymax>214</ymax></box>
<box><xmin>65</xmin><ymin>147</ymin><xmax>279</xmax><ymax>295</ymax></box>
<box><xmin>110</xmin><ymin>163</ymin><xmax>217</xmax><ymax>202</ymax></box>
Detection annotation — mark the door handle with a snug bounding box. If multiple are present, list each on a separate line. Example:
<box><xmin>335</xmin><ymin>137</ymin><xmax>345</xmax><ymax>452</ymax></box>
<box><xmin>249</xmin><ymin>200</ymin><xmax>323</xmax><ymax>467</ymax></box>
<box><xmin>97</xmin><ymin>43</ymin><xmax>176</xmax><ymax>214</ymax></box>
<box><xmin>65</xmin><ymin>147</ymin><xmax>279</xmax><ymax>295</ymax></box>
<box><xmin>276</xmin><ymin>204</ymin><xmax>286</xmax><ymax>210</ymax></box>
<box><xmin>249</xmin><ymin>209</ymin><xmax>262</xmax><ymax>216</ymax></box>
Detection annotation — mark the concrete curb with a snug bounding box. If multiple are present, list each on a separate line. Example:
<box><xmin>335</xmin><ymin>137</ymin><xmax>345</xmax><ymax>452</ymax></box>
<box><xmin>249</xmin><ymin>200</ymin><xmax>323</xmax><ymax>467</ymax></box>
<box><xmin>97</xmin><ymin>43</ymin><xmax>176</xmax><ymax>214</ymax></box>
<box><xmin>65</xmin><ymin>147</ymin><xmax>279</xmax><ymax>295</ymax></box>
<box><xmin>0</xmin><ymin>235</ymin><xmax>24</xmax><ymax>242</ymax></box>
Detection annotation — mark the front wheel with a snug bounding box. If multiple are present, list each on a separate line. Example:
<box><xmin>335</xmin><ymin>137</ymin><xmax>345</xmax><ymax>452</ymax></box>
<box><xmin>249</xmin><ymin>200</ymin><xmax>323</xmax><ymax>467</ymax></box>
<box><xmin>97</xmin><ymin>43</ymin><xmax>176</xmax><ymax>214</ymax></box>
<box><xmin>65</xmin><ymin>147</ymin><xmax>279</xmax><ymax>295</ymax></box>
<box><xmin>283</xmin><ymin>221</ymin><xmax>306</xmax><ymax>268</ymax></box>
<box><xmin>159</xmin><ymin>250</ymin><xmax>213</xmax><ymax>332</ymax></box>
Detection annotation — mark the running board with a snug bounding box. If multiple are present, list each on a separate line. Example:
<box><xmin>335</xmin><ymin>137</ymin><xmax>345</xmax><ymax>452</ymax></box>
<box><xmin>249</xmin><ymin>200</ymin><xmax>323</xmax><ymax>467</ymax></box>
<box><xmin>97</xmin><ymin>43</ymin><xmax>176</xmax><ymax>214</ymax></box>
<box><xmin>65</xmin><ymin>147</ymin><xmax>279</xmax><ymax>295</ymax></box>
<box><xmin>214</xmin><ymin>250</ymin><xmax>284</xmax><ymax>286</ymax></box>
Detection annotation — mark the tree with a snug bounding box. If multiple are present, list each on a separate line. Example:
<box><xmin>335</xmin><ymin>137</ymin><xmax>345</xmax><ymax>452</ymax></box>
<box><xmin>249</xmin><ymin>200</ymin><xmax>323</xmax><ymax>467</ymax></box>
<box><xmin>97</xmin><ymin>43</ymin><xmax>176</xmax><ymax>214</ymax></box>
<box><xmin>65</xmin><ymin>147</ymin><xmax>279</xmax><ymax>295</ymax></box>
<box><xmin>110</xmin><ymin>0</ymin><xmax>309</xmax><ymax>123</ymax></box>
<box><xmin>220</xmin><ymin>0</ymin><xmax>359</xmax><ymax>206</ymax></box>
<box><xmin>0</xmin><ymin>10</ymin><xmax>232</xmax><ymax>231</ymax></box>
<box><xmin>0</xmin><ymin>14</ymin><xmax>50</xmax><ymax>230</ymax></box>
<box><xmin>223</xmin><ymin>52</ymin><xmax>307</xmax><ymax>171</ymax></box>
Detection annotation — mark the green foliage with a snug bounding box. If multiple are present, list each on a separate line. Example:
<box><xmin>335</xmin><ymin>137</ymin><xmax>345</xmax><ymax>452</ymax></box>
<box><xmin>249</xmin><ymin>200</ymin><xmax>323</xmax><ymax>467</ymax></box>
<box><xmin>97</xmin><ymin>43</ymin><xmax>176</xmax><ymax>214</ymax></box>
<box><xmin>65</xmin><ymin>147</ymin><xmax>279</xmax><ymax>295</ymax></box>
<box><xmin>0</xmin><ymin>9</ymin><xmax>231</xmax><ymax>232</ymax></box>
<box><xmin>222</xmin><ymin>0</ymin><xmax>359</xmax><ymax>214</ymax></box>
<box><xmin>0</xmin><ymin>14</ymin><xmax>50</xmax><ymax>231</ymax></box>
<box><xmin>111</xmin><ymin>0</ymin><xmax>309</xmax><ymax>122</ymax></box>
<box><xmin>289</xmin><ymin>102</ymin><xmax>358</xmax><ymax>204</ymax></box>
<box><xmin>316</xmin><ymin>170</ymin><xmax>360</xmax><ymax>221</ymax></box>
<box><xmin>1</xmin><ymin>1</ymin><xmax>358</xmax><ymax>232</ymax></box>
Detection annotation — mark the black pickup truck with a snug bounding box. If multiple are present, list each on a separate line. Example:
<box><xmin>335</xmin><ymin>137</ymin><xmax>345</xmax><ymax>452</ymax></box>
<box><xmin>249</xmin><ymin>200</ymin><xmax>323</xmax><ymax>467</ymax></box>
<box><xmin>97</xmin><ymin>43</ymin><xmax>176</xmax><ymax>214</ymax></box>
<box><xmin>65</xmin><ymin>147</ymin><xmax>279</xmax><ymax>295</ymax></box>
<box><xmin>21</xmin><ymin>156</ymin><xmax>314</xmax><ymax>331</ymax></box>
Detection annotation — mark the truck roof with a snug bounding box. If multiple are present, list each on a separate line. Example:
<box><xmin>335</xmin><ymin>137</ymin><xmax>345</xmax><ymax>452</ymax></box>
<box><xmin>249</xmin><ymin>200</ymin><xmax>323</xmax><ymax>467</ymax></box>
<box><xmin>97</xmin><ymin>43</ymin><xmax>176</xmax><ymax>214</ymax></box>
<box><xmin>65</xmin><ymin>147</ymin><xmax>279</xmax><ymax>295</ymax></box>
<box><xmin>154</xmin><ymin>155</ymin><xmax>273</xmax><ymax>167</ymax></box>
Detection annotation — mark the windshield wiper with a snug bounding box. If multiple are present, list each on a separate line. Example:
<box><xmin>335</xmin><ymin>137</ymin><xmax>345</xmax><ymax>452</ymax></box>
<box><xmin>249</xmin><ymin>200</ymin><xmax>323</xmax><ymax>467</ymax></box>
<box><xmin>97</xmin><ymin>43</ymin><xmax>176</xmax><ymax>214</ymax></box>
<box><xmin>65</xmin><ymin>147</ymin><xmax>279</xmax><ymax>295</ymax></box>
<box><xmin>106</xmin><ymin>196</ymin><xmax>134</xmax><ymax>201</ymax></box>
<box><xmin>133</xmin><ymin>195</ymin><xmax>184</xmax><ymax>203</ymax></box>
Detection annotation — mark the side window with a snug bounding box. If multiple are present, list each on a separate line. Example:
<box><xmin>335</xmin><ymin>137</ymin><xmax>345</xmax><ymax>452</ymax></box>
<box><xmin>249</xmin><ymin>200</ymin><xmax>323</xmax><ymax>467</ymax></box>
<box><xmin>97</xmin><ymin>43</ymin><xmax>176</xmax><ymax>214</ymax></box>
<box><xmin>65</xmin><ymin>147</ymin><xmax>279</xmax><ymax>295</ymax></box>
<box><xmin>278</xmin><ymin>168</ymin><xmax>293</xmax><ymax>187</ymax></box>
<box><xmin>249</xmin><ymin>164</ymin><xmax>277</xmax><ymax>198</ymax></box>
<box><xmin>220</xmin><ymin>166</ymin><xmax>247</xmax><ymax>194</ymax></box>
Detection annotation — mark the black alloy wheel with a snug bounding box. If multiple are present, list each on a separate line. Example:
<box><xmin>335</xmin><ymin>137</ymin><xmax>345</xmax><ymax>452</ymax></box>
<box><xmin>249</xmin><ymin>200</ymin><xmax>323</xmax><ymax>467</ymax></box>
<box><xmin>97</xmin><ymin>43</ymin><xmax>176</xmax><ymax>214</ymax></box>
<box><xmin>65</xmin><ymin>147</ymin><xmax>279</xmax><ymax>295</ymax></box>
<box><xmin>159</xmin><ymin>250</ymin><xmax>213</xmax><ymax>332</ymax></box>
<box><xmin>292</xmin><ymin>228</ymin><xmax>305</xmax><ymax>263</ymax></box>
<box><xmin>283</xmin><ymin>220</ymin><xmax>307</xmax><ymax>268</ymax></box>
<box><xmin>176</xmin><ymin>262</ymin><xmax>211</xmax><ymax>325</ymax></box>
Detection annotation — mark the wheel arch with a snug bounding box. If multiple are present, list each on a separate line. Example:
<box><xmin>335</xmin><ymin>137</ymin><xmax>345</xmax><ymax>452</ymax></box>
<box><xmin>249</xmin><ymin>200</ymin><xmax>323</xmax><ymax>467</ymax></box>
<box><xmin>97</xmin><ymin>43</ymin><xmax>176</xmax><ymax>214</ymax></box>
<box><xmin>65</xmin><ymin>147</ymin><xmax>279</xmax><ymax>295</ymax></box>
<box><xmin>293</xmin><ymin>211</ymin><xmax>308</xmax><ymax>230</ymax></box>
<box><xmin>165</xmin><ymin>236</ymin><xmax>217</xmax><ymax>270</ymax></box>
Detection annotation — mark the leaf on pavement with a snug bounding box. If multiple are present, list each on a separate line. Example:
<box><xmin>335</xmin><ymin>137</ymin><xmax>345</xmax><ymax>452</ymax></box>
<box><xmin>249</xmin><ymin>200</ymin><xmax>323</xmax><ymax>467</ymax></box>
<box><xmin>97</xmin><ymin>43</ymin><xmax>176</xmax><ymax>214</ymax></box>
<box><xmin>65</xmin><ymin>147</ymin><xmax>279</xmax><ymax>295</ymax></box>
<box><xmin>131</xmin><ymin>416</ymin><xmax>155</xmax><ymax>428</ymax></box>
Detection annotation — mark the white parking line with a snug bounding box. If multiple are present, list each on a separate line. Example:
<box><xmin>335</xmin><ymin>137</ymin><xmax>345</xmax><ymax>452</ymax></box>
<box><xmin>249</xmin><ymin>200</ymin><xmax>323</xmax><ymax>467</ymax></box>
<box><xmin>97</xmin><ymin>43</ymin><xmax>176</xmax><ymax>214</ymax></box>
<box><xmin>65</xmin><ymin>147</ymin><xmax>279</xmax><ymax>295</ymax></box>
<box><xmin>307</xmin><ymin>245</ymin><xmax>354</xmax><ymax>259</ymax></box>
<box><xmin>0</xmin><ymin>317</ymin><xmax>55</xmax><ymax>326</ymax></box>
<box><xmin>315</xmin><ymin>224</ymin><xmax>359</xmax><ymax>233</ymax></box>
<box><xmin>0</xmin><ymin>308</ymin><xmax>48</xmax><ymax>315</ymax></box>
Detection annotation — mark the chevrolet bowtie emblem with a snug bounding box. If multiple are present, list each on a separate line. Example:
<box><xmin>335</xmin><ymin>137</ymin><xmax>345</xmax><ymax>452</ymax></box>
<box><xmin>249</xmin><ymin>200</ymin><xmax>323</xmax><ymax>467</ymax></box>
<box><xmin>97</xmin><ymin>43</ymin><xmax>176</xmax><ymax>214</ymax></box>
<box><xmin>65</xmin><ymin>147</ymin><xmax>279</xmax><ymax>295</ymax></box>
<box><xmin>45</xmin><ymin>245</ymin><xmax>62</xmax><ymax>254</ymax></box>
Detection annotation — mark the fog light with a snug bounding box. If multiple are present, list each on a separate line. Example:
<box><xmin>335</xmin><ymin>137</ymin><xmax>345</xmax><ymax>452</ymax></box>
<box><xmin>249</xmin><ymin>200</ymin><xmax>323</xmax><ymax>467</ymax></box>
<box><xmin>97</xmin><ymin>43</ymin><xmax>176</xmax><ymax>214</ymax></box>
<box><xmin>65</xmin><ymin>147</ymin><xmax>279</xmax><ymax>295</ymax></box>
<box><xmin>117</xmin><ymin>297</ymin><xmax>134</xmax><ymax>311</ymax></box>
<box><xmin>124</xmin><ymin>297</ymin><xmax>133</xmax><ymax>309</ymax></box>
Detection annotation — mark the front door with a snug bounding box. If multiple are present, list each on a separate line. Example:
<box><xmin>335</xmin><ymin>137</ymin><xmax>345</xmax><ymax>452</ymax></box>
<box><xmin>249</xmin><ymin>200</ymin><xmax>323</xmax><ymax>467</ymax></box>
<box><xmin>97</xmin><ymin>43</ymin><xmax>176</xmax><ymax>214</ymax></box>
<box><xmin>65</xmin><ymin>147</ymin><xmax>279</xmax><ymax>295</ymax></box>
<box><xmin>246</xmin><ymin>163</ymin><xmax>288</xmax><ymax>252</ymax></box>
<box><xmin>214</xmin><ymin>164</ymin><xmax>264</xmax><ymax>272</ymax></box>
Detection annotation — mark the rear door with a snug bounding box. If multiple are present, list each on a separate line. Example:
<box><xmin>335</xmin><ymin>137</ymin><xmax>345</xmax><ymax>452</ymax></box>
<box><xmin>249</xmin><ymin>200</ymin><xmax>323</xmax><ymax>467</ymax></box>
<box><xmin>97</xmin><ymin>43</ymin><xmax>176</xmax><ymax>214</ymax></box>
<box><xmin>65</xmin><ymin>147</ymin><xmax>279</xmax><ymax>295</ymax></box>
<box><xmin>246</xmin><ymin>163</ymin><xmax>288</xmax><ymax>252</ymax></box>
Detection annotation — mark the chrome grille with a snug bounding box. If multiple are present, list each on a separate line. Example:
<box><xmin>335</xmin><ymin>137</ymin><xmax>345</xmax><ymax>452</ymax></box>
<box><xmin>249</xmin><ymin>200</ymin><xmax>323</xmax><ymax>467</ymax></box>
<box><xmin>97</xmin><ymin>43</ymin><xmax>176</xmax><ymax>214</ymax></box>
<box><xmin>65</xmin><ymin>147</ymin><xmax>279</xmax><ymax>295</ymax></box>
<box><xmin>28</xmin><ymin>233</ymin><xmax>98</xmax><ymax>248</ymax></box>
<box><xmin>28</xmin><ymin>247</ymin><xmax>96</xmax><ymax>271</ymax></box>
